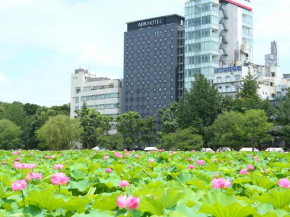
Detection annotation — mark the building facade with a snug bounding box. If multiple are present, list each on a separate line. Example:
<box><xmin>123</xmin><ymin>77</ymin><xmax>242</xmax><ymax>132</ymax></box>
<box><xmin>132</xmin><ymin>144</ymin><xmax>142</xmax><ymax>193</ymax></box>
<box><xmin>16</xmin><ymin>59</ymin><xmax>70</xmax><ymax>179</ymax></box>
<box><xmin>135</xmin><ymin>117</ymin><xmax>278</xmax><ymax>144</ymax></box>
<box><xmin>184</xmin><ymin>0</ymin><xmax>253</xmax><ymax>89</ymax></box>
<box><xmin>213</xmin><ymin>63</ymin><xmax>281</xmax><ymax>100</ymax></box>
<box><xmin>123</xmin><ymin>15</ymin><xmax>185</xmax><ymax>118</ymax></box>
<box><xmin>70</xmin><ymin>69</ymin><xmax>123</xmax><ymax>134</ymax></box>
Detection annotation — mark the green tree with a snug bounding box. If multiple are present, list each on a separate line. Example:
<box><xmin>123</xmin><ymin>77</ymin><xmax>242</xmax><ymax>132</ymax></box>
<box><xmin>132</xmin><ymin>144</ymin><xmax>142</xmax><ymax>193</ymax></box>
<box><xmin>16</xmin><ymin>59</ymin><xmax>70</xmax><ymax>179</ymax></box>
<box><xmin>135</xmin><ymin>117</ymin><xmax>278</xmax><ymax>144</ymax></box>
<box><xmin>276</xmin><ymin>91</ymin><xmax>290</xmax><ymax>125</ymax></box>
<box><xmin>98</xmin><ymin>134</ymin><xmax>124</xmax><ymax>150</ymax></box>
<box><xmin>159</xmin><ymin>127</ymin><xmax>203</xmax><ymax>151</ymax></box>
<box><xmin>242</xmin><ymin>109</ymin><xmax>273</xmax><ymax>150</ymax></box>
<box><xmin>76</xmin><ymin>102</ymin><xmax>105</xmax><ymax>149</ymax></box>
<box><xmin>210</xmin><ymin>111</ymin><xmax>245</xmax><ymax>150</ymax></box>
<box><xmin>50</xmin><ymin>104</ymin><xmax>70</xmax><ymax>116</ymax></box>
<box><xmin>280</xmin><ymin>125</ymin><xmax>290</xmax><ymax>145</ymax></box>
<box><xmin>116</xmin><ymin>111</ymin><xmax>141</xmax><ymax>150</ymax></box>
<box><xmin>102</xmin><ymin>116</ymin><xmax>114</xmax><ymax>135</ymax></box>
<box><xmin>37</xmin><ymin>115</ymin><xmax>81</xmax><ymax>150</ymax></box>
<box><xmin>176</xmin><ymin>73</ymin><xmax>222</xmax><ymax>137</ymax></box>
<box><xmin>158</xmin><ymin>104</ymin><xmax>178</xmax><ymax>135</ymax></box>
<box><xmin>0</xmin><ymin>106</ymin><xmax>5</xmax><ymax>119</ymax></box>
<box><xmin>23</xmin><ymin>103</ymin><xmax>42</xmax><ymax>116</ymax></box>
<box><xmin>3</xmin><ymin>102</ymin><xmax>28</xmax><ymax>128</ymax></box>
<box><xmin>140</xmin><ymin>116</ymin><xmax>156</xmax><ymax>147</ymax></box>
<box><xmin>0</xmin><ymin>119</ymin><xmax>23</xmax><ymax>150</ymax></box>
<box><xmin>238</xmin><ymin>72</ymin><xmax>259</xmax><ymax>99</ymax></box>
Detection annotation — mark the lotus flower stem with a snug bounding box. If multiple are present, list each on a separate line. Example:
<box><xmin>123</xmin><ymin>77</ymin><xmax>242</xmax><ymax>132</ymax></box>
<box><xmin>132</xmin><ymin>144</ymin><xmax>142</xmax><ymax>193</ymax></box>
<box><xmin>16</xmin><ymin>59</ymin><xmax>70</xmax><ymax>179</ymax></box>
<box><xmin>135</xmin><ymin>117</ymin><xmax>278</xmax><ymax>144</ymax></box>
<box><xmin>21</xmin><ymin>190</ymin><xmax>25</xmax><ymax>206</ymax></box>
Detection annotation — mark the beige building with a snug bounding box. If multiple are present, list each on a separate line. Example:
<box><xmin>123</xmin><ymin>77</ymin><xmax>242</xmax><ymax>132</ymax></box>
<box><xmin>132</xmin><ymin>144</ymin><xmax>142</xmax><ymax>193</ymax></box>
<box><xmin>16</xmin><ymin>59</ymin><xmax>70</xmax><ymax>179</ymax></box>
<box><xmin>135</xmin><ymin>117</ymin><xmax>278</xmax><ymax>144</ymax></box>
<box><xmin>70</xmin><ymin>69</ymin><xmax>123</xmax><ymax>134</ymax></box>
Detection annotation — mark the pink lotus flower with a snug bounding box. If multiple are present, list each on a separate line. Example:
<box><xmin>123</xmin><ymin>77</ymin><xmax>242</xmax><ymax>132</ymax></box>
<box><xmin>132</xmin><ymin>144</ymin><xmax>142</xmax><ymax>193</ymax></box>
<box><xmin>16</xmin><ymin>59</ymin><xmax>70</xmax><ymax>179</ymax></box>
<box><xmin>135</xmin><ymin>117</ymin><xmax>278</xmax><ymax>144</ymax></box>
<box><xmin>213</xmin><ymin>159</ymin><xmax>217</xmax><ymax>162</ymax></box>
<box><xmin>15</xmin><ymin>158</ymin><xmax>20</xmax><ymax>162</ymax></box>
<box><xmin>104</xmin><ymin>156</ymin><xmax>109</xmax><ymax>160</ymax></box>
<box><xmin>135</xmin><ymin>155</ymin><xmax>140</xmax><ymax>158</ymax></box>
<box><xmin>119</xmin><ymin>180</ymin><xmax>129</xmax><ymax>187</ymax></box>
<box><xmin>51</xmin><ymin>155</ymin><xmax>56</xmax><ymax>159</ymax></box>
<box><xmin>31</xmin><ymin>172</ymin><xmax>42</xmax><ymax>180</ymax></box>
<box><xmin>2</xmin><ymin>161</ymin><xmax>6</xmax><ymax>164</ymax></box>
<box><xmin>278</xmin><ymin>178</ymin><xmax>290</xmax><ymax>188</ymax></box>
<box><xmin>50</xmin><ymin>173</ymin><xmax>70</xmax><ymax>185</ymax></box>
<box><xmin>247</xmin><ymin>165</ymin><xmax>255</xmax><ymax>171</ymax></box>
<box><xmin>128</xmin><ymin>164</ymin><xmax>132</xmax><ymax>168</ymax></box>
<box><xmin>25</xmin><ymin>173</ymin><xmax>32</xmax><ymax>182</ymax></box>
<box><xmin>149</xmin><ymin>159</ymin><xmax>155</xmax><ymax>162</ymax></box>
<box><xmin>21</xmin><ymin>154</ymin><xmax>25</xmax><ymax>157</ymax></box>
<box><xmin>13</xmin><ymin>162</ymin><xmax>22</xmax><ymax>169</ymax></box>
<box><xmin>212</xmin><ymin>178</ymin><xmax>232</xmax><ymax>189</ymax></box>
<box><xmin>106</xmin><ymin>168</ymin><xmax>112</xmax><ymax>173</ymax></box>
<box><xmin>188</xmin><ymin>164</ymin><xmax>195</xmax><ymax>170</ymax></box>
<box><xmin>188</xmin><ymin>158</ymin><xmax>192</xmax><ymax>161</ymax></box>
<box><xmin>214</xmin><ymin>172</ymin><xmax>219</xmax><ymax>178</ymax></box>
<box><xmin>125</xmin><ymin>153</ymin><xmax>131</xmax><ymax>157</ymax></box>
<box><xmin>117</xmin><ymin>195</ymin><xmax>140</xmax><ymax>210</ymax></box>
<box><xmin>11</xmin><ymin>180</ymin><xmax>27</xmax><ymax>191</ymax></box>
<box><xmin>53</xmin><ymin>164</ymin><xmax>64</xmax><ymax>170</ymax></box>
<box><xmin>45</xmin><ymin>155</ymin><xmax>50</xmax><ymax>159</ymax></box>
<box><xmin>196</xmin><ymin>160</ymin><xmax>205</xmax><ymax>165</ymax></box>
<box><xmin>254</xmin><ymin>156</ymin><xmax>259</xmax><ymax>162</ymax></box>
<box><xmin>240</xmin><ymin>168</ymin><xmax>248</xmax><ymax>175</ymax></box>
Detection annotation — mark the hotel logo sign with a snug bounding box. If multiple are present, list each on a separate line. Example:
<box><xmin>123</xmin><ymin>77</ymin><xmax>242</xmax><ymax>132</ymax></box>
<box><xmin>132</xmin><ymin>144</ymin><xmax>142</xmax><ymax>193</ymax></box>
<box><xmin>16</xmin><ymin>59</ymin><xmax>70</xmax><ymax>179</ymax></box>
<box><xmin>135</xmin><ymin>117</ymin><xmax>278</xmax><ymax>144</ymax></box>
<box><xmin>137</xmin><ymin>18</ymin><xmax>164</xmax><ymax>28</ymax></box>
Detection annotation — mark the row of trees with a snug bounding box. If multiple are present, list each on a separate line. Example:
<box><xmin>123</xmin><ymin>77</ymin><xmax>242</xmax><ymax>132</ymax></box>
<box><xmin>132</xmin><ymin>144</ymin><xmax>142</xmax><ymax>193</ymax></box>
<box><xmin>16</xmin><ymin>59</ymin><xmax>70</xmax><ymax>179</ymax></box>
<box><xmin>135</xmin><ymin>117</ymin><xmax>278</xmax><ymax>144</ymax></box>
<box><xmin>0</xmin><ymin>102</ymin><xmax>70</xmax><ymax>150</ymax></box>
<box><xmin>157</xmin><ymin>73</ymin><xmax>289</xmax><ymax>150</ymax></box>
<box><xmin>1</xmin><ymin>72</ymin><xmax>289</xmax><ymax>151</ymax></box>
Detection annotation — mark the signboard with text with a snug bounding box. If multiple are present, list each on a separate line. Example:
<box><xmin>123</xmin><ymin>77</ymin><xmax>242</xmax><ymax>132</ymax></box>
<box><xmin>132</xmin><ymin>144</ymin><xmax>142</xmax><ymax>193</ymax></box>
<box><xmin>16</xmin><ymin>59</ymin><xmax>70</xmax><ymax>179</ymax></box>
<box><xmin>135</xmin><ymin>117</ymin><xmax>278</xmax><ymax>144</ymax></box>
<box><xmin>214</xmin><ymin>66</ymin><xmax>242</xmax><ymax>73</ymax></box>
<box><xmin>128</xmin><ymin>17</ymin><xmax>166</xmax><ymax>31</ymax></box>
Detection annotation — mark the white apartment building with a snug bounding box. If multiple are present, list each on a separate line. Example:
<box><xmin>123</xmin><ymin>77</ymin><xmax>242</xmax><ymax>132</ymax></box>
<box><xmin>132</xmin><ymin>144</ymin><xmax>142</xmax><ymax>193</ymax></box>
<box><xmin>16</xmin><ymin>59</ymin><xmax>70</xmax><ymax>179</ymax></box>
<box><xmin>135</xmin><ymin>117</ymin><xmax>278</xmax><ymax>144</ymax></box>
<box><xmin>70</xmin><ymin>69</ymin><xmax>123</xmax><ymax>134</ymax></box>
<box><xmin>276</xmin><ymin>74</ymin><xmax>290</xmax><ymax>98</ymax></box>
<box><xmin>184</xmin><ymin>0</ymin><xmax>253</xmax><ymax>89</ymax></box>
<box><xmin>213</xmin><ymin>63</ymin><xmax>282</xmax><ymax>100</ymax></box>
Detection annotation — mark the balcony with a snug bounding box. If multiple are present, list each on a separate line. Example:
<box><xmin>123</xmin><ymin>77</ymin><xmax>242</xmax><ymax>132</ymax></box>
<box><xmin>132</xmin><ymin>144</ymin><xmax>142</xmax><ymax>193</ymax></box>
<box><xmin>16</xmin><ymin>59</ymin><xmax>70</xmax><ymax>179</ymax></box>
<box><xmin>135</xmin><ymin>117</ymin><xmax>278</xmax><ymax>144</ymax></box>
<box><xmin>217</xmin><ymin>87</ymin><xmax>239</xmax><ymax>93</ymax></box>
<box><xmin>214</xmin><ymin>78</ymin><xmax>241</xmax><ymax>84</ymax></box>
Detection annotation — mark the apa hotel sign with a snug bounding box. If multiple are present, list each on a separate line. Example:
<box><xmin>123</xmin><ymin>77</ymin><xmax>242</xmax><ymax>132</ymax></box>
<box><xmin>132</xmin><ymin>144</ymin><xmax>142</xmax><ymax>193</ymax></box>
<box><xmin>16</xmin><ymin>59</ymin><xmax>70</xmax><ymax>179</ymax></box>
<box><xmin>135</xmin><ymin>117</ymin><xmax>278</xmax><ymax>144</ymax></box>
<box><xmin>128</xmin><ymin>17</ymin><xmax>166</xmax><ymax>31</ymax></box>
<box><xmin>137</xmin><ymin>18</ymin><xmax>164</xmax><ymax>28</ymax></box>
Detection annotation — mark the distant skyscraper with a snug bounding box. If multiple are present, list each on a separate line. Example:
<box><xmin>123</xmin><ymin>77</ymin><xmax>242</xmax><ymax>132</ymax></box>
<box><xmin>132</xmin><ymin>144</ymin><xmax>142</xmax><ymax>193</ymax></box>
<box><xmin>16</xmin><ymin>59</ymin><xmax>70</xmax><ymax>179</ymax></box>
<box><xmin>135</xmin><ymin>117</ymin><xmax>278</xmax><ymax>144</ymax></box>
<box><xmin>123</xmin><ymin>15</ymin><xmax>184</xmax><ymax>118</ymax></box>
<box><xmin>184</xmin><ymin>0</ymin><xmax>253</xmax><ymax>89</ymax></box>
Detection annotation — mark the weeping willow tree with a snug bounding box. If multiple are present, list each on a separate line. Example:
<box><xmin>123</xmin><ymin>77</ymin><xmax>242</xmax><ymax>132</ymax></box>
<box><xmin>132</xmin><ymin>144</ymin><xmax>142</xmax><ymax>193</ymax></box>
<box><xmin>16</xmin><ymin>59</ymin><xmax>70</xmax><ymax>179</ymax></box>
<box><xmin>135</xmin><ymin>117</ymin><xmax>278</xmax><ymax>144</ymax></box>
<box><xmin>37</xmin><ymin>115</ymin><xmax>81</xmax><ymax>150</ymax></box>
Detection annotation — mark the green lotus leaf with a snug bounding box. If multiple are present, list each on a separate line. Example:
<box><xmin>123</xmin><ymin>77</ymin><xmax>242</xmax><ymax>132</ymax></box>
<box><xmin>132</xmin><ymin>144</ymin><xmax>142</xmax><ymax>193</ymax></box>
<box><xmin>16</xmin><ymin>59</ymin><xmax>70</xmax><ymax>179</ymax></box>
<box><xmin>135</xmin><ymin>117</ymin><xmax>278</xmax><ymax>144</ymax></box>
<box><xmin>70</xmin><ymin>169</ymin><xmax>87</xmax><ymax>180</ymax></box>
<box><xmin>72</xmin><ymin>210</ymin><xmax>113</xmax><ymax>217</ymax></box>
<box><xmin>199</xmin><ymin>202</ymin><xmax>256</xmax><ymax>217</ymax></box>
<box><xmin>160</xmin><ymin>188</ymin><xmax>185</xmax><ymax>209</ymax></box>
<box><xmin>69</xmin><ymin>178</ymin><xmax>91</xmax><ymax>192</ymax></box>
<box><xmin>139</xmin><ymin>194</ymin><xmax>164</xmax><ymax>216</ymax></box>
<box><xmin>199</xmin><ymin>191</ymin><xmax>236</xmax><ymax>206</ymax></box>
<box><xmin>25</xmin><ymin>190</ymin><xmax>65</xmax><ymax>211</ymax></box>
<box><xmin>176</xmin><ymin>173</ymin><xmax>191</xmax><ymax>184</ymax></box>
<box><xmin>255</xmin><ymin>203</ymin><xmax>290</xmax><ymax>217</ymax></box>
<box><xmin>91</xmin><ymin>194</ymin><xmax>118</xmax><ymax>211</ymax></box>
<box><xmin>172</xmin><ymin>203</ymin><xmax>208</xmax><ymax>217</ymax></box>
<box><xmin>253</xmin><ymin>189</ymin><xmax>290</xmax><ymax>209</ymax></box>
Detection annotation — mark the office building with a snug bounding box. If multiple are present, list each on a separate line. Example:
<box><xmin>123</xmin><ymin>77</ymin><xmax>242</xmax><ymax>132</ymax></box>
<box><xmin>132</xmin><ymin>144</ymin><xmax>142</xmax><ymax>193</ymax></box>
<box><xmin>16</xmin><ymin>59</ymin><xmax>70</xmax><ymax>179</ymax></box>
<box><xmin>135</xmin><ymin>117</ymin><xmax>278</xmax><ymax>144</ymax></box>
<box><xmin>213</xmin><ymin>41</ymin><xmax>282</xmax><ymax>100</ymax></box>
<box><xmin>184</xmin><ymin>0</ymin><xmax>253</xmax><ymax>89</ymax></box>
<box><xmin>123</xmin><ymin>15</ymin><xmax>185</xmax><ymax>118</ymax></box>
<box><xmin>70</xmin><ymin>69</ymin><xmax>123</xmax><ymax>134</ymax></box>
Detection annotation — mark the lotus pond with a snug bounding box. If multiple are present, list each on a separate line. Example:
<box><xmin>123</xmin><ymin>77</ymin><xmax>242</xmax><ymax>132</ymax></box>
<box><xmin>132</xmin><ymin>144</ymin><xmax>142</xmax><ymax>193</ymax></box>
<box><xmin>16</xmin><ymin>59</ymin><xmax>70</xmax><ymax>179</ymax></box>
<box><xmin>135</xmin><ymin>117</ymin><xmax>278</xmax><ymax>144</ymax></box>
<box><xmin>0</xmin><ymin>150</ymin><xmax>290</xmax><ymax>217</ymax></box>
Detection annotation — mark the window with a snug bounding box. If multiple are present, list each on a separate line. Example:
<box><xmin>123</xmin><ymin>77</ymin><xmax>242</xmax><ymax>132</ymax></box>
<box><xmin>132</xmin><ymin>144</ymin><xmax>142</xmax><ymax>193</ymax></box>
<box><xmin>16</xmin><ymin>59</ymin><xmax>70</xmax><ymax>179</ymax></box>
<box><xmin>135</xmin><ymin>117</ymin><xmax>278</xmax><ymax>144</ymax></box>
<box><xmin>75</xmin><ymin>97</ymin><xmax>79</xmax><ymax>103</ymax></box>
<box><xmin>75</xmin><ymin>87</ymin><xmax>81</xmax><ymax>94</ymax></box>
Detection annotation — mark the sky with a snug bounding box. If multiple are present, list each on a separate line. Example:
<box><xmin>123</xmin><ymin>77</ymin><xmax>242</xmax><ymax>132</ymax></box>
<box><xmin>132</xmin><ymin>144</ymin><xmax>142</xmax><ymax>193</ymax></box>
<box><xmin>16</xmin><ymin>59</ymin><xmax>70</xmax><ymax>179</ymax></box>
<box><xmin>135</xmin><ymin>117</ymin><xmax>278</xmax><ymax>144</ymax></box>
<box><xmin>0</xmin><ymin>0</ymin><xmax>289</xmax><ymax>107</ymax></box>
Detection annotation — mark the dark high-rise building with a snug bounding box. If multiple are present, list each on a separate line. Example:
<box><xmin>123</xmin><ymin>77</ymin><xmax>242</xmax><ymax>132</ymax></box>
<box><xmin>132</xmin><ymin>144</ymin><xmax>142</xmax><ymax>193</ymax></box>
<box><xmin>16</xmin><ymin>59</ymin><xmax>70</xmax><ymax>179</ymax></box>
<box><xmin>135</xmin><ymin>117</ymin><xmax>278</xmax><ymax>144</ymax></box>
<box><xmin>123</xmin><ymin>15</ymin><xmax>185</xmax><ymax>118</ymax></box>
